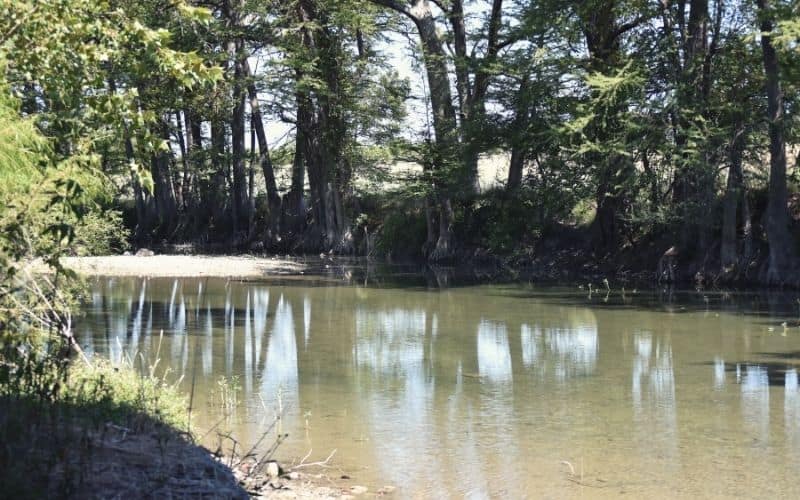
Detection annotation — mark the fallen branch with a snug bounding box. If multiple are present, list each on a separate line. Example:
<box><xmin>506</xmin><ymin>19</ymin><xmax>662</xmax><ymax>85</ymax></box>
<box><xmin>289</xmin><ymin>449</ymin><xmax>337</xmax><ymax>470</ymax></box>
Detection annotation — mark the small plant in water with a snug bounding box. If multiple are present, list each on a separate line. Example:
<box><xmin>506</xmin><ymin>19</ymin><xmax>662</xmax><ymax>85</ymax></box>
<box><xmin>215</xmin><ymin>376</ymin><xmax>241</xmax><ymax>417</ymax></box>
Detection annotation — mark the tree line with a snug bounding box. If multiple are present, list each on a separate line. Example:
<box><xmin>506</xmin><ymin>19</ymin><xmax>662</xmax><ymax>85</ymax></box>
<box><xmin>3</xmin><ymin>0</ymin><xmax>800</xmax><ymax>284</ymax></box>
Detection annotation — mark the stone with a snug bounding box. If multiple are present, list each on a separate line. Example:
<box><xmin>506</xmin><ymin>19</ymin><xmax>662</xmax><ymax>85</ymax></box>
<box><xmin>349</xmin><ymin>485</ymin><xmax>368</xmax><ymax>495</ymax></box>
<box><xmin>265</xmin><ymin>461</ymin><xmax>281</xmax><ymax>478</ymax></box>
<box><xmin>135</xmin><ymin>248</ymin><xmax>155</xmax><ymax>257</ymax></box>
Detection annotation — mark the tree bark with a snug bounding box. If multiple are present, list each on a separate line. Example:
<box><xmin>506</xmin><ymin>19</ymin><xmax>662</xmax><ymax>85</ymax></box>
<box><xmin>174</xmin><ymin>111</ymin><xmax>190</xmax><ymax>211</ymax></box>
<box><xmin>231</xmin><ymin>39</ymin><xmax>250</xmax><ymax>235</ymax></box>
<box><xmin>758</xmin><ymin>0</ymin><xmax>794</xmax><ymax>284</ymax></box>
<box><xmin>672</xmin><ymin>0</ymin><xmax>713</xmax><ymax>254</ymax></box>
<box><xmin>507</xmin><ymin>74</ymin><xmax>530</xmax><ymax>190</ymax></box>
<box><xmin>183</xmin><ymin>108</ymin><xmax>202</xmax><ymax>228</ymax></box>
<box><xmin>243</xmin><ymin>59</ymin><xmax>280</xmax><ymax>209</ymax></box>
<box><xmin>410</xmin><ymin>0</ymin><xmax>459</xmax><ymax>259</ymax></box>
<box><xmin>720</xmin><ymin>120</ymin><xmax>745</xmax><ymax>272</ymax></box>
<box><xmin>210</xmin><ymin>120</ymin><xmax>228</xmax><ymax>230</ymax></box>
<box><xmin>150</xmin><ymin>118</ymin><xmax>178</xmax><ymax>234</ymax></box>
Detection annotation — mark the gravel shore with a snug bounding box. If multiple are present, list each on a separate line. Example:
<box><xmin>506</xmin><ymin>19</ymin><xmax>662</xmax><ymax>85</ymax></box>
<box><xmin>60</xmin><ymin>255</ymin><xmax>307</xmax><ymax>278</ymax></box>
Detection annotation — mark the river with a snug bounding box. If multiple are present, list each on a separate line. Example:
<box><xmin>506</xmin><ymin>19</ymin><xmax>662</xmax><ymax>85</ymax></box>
<box><xmin>75</xmin><ymin>270</ymin><xmax>800</xmax><ymax>498</ymax></box>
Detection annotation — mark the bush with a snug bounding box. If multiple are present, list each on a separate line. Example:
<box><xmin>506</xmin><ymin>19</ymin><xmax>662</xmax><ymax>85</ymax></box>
<box><xmin>375</xmin><ymin>207</ymin><xmax>427</xmax><ymax>259</ymax></box>
<box><xmin>459</xmin><ymin>187</ymin><xmax>547</xmax><ymax>254</ymax></box>
<box><xmin>71</xmin><ymin>209</ymin><xmax>130</xmax><ymax>256</ymax></box>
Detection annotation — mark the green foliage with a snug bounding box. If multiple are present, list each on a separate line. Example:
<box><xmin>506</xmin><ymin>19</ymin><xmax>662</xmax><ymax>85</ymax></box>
<box><xmin>459</xmin><ymin>186</ymin><xmax>574</xmax><ymax>254</ymax></box>
<box><xmin>0</xmin><ymin>87</ymin><xmax>48</xmax><ymax>197</ymax></box>
<box><xmin>375</xmin><ymin>206</ymin><xmax>427</xmax><ymax>259</ymax></box>
<box><xmin>0</xmin><ymin>3</ymin><xmax>245</xmax><ymax>496</ymax></box>
<box><xmin>70</xmin><ymin>210</ymin><xmax>130</xmax><ymax>256</ymax></box>
<box><xmin>65</xmin><ymin>358</ymin><xmax>188</xmax><ymax>430</ymax></box>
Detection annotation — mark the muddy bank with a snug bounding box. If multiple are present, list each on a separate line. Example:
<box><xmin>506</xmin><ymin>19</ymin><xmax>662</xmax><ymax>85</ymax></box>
<box><xmin>60</xmin><ymin>255</ymin><xmax>307</xmax><ymax>278</ymax></box>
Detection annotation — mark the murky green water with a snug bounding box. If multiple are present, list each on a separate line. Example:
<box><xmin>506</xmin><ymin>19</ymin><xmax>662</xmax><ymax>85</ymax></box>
<box><xmin>76</xmin><ymin>273</ymin><xmax>800</xmax><ymax>498</ymax></box>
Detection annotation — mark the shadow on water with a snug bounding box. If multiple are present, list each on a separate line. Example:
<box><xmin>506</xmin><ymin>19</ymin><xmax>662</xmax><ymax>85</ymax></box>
<box><xmin>696</xmin><ymin>360</ymin><xmax>800</xmax><ymax>387</ymax></box>
<box><xmin>218</xmin><ymin>258</ymin><xmax>800</xmax><ymax>323</ymax></box>
<box><xmin>485</xmin><ymin>282</ymin><xmax>800</xmax><ymax>320</ymax></box>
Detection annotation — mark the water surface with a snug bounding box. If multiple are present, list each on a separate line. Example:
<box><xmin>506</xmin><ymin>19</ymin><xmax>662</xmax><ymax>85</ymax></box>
<box><xmin>76</xmin><ymin>274</ymin><xmax>800</xmax><ymax>498</ymax></box>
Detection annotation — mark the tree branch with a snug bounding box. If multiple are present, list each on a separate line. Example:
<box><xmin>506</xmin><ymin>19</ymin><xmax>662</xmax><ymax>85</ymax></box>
<box><xmin>612</xmin><ymin>15</ymin><xmax>648</xmax><ymax>42</ymax></box>
<box><xmin>371</xmin><ymin>0</ymin><xmax>414</xmax><ymax>20</ymax></box>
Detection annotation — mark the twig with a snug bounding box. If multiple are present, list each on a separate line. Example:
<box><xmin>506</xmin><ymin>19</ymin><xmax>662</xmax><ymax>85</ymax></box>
<box><xmin>289</xmin><ymin>449</ymin><xmax>337</xmax><ymax>470</ymax></box>
<box><xmin>297</xmin><ymin>448</ymin><xmax>313</xmax><ymax>466</ymax></box>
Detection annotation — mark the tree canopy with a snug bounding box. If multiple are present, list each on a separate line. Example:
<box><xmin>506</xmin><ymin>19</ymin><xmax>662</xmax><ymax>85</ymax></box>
<box><xmin>3</xmin><ymin>0</ymin><xmax>800</xmax><ymax>284</ymax></box>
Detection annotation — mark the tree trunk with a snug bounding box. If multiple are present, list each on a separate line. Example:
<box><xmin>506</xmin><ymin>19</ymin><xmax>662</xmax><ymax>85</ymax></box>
<box><xmin>231</xmin><ymin>39</ymin><xmax>250</xmax><ymax>235</ymax></box>
<box><xmin>210</xmin><ymin>120</ymin><xmax>228</xmax><ymax>230</ymax></box>
<box><xmin>672</xmin><ymin>0</ymin><xmax>714</xmax><ymax>255</ymax></box>
<box><xmin>448</xmin><ymin>0</ymin><xmax>503</xmax><ymax>195</ymax></box>
<box><xmin>372</xmin><ymin>0</ymin><xmax>463</xmax><ymax>259</ymax></box>
<box><xmin>507</xmin><ymin>148</ymin><xmax>525</xmax><ymax>191</ymax></box>
<box><xmin>243</xmin><ymin>60</ymin><xmax>280</xmax><ymax>210</ymax></box>
<box><xmin>577</xmin><ymin>1</ymin><xmax>631</xmax><ymax>251</ymax></box>
<box><xmin>174</xmin><ymin>111</ymin><xmax>190</xmax><ymax>211</ymax></box>
<box><xmin>507</xmin><ymin>74</ymin><xmax>530</xmax><ymax>191</ymax></box>
<box><xmin>758</xmin><ymin>0</ymin><xmax>794</xmax><ymax>284</ymax></box>
<box><xmin>281</xmin><ymin>133</ymin><xmax>306</xmax><ymax>242</ymax></box>
<box><xmin>183</xmin><ymin>108</ymin><xmax>202</xmax><ymax>231</ymax></box>
<box><xmin>411</xmin><ymin>1</ymin><xmax>459</xmax><ymax>260</ymax></box>
<box><xmin>150</xmin><ymin>118</ymin><xmax>178</xmax><ymax>235</ymax></box>
<box><xmin>720</xmin><ymin>123</ymin><xmax>745</xmax><ymax>271</ymax></box>
<box><xmin>448</xmin><ymin>0</ymin><xmax>479</xmax><ymax>194</ymax></box>
<box><xmin>110</xmin><ymin>78</ymin><xmax>150</xmax><ymax>241</ymax></box>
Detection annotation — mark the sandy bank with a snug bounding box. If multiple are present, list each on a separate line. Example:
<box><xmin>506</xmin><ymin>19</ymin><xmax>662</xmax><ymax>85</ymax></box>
<box><xmin>60</xmin><ymin>255</ymin><xmax>307</xmax><ymax>278</ymax></box>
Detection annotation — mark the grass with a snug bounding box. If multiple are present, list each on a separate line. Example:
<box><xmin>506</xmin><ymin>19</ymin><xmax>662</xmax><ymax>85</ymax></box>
<box><xmin>0</xmin><ymin>352</ymin><xmax>247</xmax><ymax>498</ymax></box>
<box><xmin>63</xmin><ymin>357</ymin><xmax>189</xmax><ymax>431</ymax></box>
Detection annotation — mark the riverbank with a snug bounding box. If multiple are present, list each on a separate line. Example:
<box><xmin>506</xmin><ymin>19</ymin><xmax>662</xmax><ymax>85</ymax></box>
<box><xmin>1</xmin><ymin>352</ymin><xmax>376</xmax><ymax>499</ymax></box>
<box><xmin>59</xmin><ymin>255</ymin><xmax>307</xmax><ymax>278</ymax></box>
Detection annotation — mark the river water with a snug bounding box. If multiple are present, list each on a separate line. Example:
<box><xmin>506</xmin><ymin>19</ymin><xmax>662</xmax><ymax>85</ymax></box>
<box><xmin>75</xmin><ymin>271</ymin><xmax>800</xmax><ymax>498</ymax></box>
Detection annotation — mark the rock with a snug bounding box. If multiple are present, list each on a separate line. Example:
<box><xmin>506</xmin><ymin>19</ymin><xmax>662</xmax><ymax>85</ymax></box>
<box><xmin>286</xmin><ymin>471</ymin><xmax>300</xmax><ymax>480</ymax></box>
<box><xmin>265</xmin><ymin>460</ymin><xmax>282</xmax><ymax>478</ymax></box>
<box><xmin>123</xmin><ymin>250</ymin><xmax>132</xmax><ymax>256</ymax></box>
<box><xmin>349</xmin><ymin>485</ymin><xmax>368</xmax><ymax>495</ymax></box>
<box><xmin>378</xmin><ymin>486</ymin><xmax>396</xmax><ymax>494</ymax></box>
<box><xmin>135</xmin><ymin>248</ymin><xmax>155</xmax><ymax>257</ymax></box>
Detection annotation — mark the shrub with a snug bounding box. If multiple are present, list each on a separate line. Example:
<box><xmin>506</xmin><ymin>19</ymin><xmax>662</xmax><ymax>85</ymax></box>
<box><xmin>71</xmin><ymin>209</ymin><xmax>130</xmax><ymax>256</ymax></box>
<box><xmin>375</xmin><ymin>207</ymin><xmax>427</xmax><ymax>259</ymax></box>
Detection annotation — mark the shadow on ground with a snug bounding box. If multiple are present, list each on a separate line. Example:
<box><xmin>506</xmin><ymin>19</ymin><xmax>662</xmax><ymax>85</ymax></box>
<box><xmin>0</xmin><ymin>396</ymin><xmax>247</xmax><ymax>499</ymax></box>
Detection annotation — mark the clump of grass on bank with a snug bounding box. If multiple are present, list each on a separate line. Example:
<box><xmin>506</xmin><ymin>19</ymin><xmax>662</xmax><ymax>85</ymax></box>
<box><xmin>63</xmin><ymin>357</ymin><xmax>189</xmax><ymax>431</ymax></box>
<box><xmin>0</xmin><ymin>354</ymin><xmax>246</xmax><ymax>498</ymax></box>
